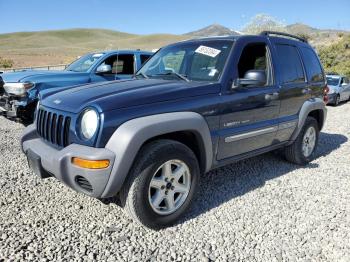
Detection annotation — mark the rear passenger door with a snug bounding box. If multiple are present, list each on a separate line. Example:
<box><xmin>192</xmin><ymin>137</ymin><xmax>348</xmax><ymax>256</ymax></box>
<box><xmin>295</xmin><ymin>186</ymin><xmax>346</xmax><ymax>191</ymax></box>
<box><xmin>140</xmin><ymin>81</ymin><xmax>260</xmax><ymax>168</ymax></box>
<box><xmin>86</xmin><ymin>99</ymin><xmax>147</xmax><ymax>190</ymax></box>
<box><xmin>217</xmin><ymin>39</ymin><xmax>281</xmax><ymax>160</ymax></box>
<box><xmin>272</xmin><ymin>41</ymin><xmax>309</xmax><ymax>142</ymax></box>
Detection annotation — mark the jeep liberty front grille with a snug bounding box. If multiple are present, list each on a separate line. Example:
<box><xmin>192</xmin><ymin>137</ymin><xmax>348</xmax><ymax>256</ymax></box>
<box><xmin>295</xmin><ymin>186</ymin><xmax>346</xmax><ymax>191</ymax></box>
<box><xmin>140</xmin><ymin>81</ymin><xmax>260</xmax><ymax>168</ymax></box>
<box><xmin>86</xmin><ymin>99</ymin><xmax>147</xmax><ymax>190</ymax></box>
<box><xmin>36</xmin><ymin>108</ymin><xmax>71</xmax><ymax>147</ymax></box>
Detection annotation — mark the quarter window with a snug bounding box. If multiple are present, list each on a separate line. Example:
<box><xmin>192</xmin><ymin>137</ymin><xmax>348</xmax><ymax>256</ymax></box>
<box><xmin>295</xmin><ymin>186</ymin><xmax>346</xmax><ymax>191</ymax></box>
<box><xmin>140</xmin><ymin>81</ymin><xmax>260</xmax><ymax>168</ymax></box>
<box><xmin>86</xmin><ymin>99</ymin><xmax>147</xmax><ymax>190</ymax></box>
<box><xmin>300</xmin><ymin>47</ymin><xmax>324</xmax><ymax>82</ymax></box>
<box><xmin>275</xmin><ymin>44</ymin><xmax>305</xmax><ymax>84</ymax></box>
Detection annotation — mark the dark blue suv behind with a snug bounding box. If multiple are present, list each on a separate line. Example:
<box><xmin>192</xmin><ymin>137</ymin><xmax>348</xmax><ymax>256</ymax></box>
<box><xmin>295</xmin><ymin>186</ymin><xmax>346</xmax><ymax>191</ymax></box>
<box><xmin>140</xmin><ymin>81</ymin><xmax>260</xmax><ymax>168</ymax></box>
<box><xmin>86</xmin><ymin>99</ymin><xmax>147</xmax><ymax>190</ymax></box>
<box><xmin>22</xmin><ymin>32</ymin><xmax>328</xmax><ymax>229</ymax></box>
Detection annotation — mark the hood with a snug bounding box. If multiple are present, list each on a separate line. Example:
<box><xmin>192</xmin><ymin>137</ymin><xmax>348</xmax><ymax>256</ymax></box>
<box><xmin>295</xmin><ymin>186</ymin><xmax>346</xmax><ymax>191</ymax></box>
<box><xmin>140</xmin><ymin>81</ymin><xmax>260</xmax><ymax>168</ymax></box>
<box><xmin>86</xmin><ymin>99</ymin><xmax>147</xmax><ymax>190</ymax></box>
<box><xmin>1</xmin><ymin>70</ymin><xmax>83</xmax><ymax>82</ymax></box>
<box><xmin>328</xmin><ymin>85</ymin><xmax>340</xmax><ymax>93</ymax></box>
<box><xmin>41</xmin><ymin>79</ymin><xmax>220</xmax><ymax>113</ymax></box>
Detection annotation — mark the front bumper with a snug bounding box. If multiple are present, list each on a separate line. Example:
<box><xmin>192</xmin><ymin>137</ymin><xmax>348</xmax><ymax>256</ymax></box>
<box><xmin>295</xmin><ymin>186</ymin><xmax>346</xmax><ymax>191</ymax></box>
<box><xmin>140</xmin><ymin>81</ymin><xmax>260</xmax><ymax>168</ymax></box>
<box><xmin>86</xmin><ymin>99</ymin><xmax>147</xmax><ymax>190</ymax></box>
<box><xmin>0</xmin><ymin>95</ymin><xmax>17</xmax><ymax>117</ymax></box>
<box><xmin>0</xmin><ymin>94</ymin><xmax>32</xmax><ymax>118</ymax></box>
<box><xmin>327</xmin><ymin>93</ymin><xmax>337</xmax><ymax>104</ymax></box>
<box><xmin>21</xmin><ymin>125</ymin><xmax>116</xmax><ymax>198</ymax></box>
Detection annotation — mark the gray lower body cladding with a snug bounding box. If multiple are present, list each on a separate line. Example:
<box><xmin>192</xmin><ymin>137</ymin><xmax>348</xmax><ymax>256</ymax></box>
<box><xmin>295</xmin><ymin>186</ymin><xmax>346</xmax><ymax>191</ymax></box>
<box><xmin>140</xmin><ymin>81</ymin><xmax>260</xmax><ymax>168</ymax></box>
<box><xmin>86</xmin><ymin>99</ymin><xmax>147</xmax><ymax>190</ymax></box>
<box><xmin>21</xmin><ymin>112</ymin><xmax>213</xmax><ymax>199</ymax></box>
<box><xmin>22</xmin><ymin>125</ymin><xmax>116</xmax><ymax>198</ymax></box>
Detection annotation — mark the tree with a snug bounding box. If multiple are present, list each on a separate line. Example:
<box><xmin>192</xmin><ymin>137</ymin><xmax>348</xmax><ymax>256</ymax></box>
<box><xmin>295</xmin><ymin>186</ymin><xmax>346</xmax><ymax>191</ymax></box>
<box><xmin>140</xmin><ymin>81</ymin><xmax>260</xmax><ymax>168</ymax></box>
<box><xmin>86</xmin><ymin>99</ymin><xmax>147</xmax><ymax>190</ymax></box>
<box><xmin>243</xmin><ymin>14</ymin><xmax>286</xmax><ymax>34</ymax></box>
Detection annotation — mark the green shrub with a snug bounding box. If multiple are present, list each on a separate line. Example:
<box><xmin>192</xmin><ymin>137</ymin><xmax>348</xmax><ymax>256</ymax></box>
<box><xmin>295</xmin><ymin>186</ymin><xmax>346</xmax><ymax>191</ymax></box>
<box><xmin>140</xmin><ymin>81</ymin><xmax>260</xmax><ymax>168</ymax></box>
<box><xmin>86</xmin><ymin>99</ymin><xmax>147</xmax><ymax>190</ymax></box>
<box><xmin>318</xmin><ymin>35</ymin><xmax>350</xmax><ymax>77</ymax></box>
<box><xmin>0</xmin><ymin>57</ymin><xmax>14</xmax><ymax>68</ymax></box>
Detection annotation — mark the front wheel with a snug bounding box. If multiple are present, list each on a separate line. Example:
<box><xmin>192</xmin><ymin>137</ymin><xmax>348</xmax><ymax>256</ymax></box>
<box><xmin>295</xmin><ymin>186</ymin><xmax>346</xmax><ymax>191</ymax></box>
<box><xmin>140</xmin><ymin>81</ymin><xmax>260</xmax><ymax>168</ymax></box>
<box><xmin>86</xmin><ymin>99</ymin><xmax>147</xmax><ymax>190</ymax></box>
<box><xmin>334</xmin><ymin>94</ymin><xmax>340</xmax><ymax>106</ymax></box>
<box><xmin>284</xmin><ymin>117</ymin><xmax>319</xmax><ymax>165</ymax></box>
<box><xmin>120</xmin><ymin>139</ymin><xmax>200</xmax><ymax>229</ymax></box>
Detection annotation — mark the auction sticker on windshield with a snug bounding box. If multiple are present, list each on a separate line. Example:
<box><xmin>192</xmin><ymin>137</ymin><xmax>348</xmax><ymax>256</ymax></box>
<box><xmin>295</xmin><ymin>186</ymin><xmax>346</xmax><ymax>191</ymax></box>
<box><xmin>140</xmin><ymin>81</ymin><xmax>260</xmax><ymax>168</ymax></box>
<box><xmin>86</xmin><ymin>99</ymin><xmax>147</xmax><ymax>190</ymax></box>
<box><xmin>195</xmin><ymin>45</ymin><xmax>221</xmax><ymax>58</ymax></box>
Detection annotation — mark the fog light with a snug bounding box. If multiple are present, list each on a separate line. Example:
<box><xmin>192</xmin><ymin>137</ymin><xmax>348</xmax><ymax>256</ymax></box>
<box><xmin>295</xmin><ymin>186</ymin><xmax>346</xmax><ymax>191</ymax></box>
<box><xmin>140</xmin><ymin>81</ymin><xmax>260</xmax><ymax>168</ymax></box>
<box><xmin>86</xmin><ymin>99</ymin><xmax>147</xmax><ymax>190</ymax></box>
<box><xmin>72</xmin><ymin>157</ymin><xmax>109</xmax><ymax>169</ymax></box>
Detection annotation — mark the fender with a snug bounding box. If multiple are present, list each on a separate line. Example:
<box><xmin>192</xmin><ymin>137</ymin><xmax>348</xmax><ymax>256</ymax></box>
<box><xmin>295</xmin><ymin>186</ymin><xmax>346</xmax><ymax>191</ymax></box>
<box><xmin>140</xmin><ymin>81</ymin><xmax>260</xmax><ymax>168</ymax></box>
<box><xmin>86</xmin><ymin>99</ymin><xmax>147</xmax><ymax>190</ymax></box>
<box><xmin>290</xmin><ymin>97</ymin><xmax>327</xmax><ymax>141</ymax></box>
<box><xmin>101</xmin><ymin>112</ymin><xmax>213</xmax><ymax>198</ymax></box>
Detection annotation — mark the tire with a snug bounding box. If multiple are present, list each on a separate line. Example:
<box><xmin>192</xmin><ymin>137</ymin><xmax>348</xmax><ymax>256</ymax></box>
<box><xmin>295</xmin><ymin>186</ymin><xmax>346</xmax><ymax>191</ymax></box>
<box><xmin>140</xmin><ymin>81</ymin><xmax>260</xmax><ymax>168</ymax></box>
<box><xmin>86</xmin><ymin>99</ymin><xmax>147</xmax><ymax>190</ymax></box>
<box><xmin>284</xmin><ymin>117</ymin><xmax>319</xmax><ymax>165</ymax></box>
<box><xmin>120</xmin><ymin>139</ymin><xmax>200</xmax><ymax>229</ymax></box>
<box><xmin>334</xmin><ymin>94</ymin><xmax>340</xmax><ymax>106</ymax></box>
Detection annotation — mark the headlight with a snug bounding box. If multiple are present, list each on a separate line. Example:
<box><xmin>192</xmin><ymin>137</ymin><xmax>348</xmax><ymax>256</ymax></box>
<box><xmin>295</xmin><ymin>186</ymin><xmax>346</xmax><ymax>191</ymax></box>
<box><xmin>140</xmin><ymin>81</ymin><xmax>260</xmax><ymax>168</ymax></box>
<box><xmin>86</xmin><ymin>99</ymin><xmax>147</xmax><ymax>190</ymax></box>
<box><xmin>80</xmin><ymin>109</ymin><xmax>99</xmax><ymax>140</ymax></box>
<box><xmin>3</xmin><ymin>82</ymin><xmax>34</xmax><ymax>96</ymax></box>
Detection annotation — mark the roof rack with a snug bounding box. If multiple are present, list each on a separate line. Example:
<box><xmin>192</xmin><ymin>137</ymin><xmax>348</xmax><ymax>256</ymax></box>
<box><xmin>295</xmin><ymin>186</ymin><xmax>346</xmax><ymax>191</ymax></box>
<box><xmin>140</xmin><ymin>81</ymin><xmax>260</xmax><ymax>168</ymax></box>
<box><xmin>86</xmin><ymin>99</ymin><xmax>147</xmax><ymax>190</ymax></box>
<box><xmin>260</xmin><ymin>31</ymin><xmax>308</xmax><ymax>43</ymax></box>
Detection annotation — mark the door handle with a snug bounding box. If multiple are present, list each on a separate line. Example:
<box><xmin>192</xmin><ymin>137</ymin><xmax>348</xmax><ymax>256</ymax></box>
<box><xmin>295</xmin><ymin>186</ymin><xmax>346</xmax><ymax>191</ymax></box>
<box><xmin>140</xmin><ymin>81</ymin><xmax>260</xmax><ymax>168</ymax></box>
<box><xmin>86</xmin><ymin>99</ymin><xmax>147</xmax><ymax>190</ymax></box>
<box><xmin>265</xmin><ymin>92</ymin><xmax>279</xmax><ymax>101</ymax></box>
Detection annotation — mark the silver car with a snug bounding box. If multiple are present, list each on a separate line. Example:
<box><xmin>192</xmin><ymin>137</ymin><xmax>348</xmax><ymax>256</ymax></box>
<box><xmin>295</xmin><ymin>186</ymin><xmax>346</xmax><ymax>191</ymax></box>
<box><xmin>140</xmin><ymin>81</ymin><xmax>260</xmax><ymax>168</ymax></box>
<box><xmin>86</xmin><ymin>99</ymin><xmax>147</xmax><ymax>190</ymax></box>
<box><xmin>326</xmin><ymin>74</ymin><xmax>350</xmax><ymax>106</ymax></box>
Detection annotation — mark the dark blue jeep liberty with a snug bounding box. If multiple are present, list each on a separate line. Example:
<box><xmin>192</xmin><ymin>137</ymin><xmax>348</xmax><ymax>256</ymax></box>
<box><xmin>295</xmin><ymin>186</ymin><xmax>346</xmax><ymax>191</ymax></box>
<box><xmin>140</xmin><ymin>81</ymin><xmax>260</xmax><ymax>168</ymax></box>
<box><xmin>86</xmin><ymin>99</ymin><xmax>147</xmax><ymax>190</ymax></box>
<box><xmin>21</xmin><ymin>32</ymin><xmax>328</xmax><ymax>229</ymax></box>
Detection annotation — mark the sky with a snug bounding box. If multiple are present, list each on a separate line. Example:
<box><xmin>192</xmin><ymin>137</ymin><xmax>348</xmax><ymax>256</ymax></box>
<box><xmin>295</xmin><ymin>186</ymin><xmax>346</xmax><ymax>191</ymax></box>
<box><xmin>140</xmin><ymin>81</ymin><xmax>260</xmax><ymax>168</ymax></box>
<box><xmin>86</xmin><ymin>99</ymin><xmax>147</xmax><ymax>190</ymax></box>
<box><xmin>0</xmin><ymin>0</ymin><xmax>349</xmax><ymax>34</ymax></box>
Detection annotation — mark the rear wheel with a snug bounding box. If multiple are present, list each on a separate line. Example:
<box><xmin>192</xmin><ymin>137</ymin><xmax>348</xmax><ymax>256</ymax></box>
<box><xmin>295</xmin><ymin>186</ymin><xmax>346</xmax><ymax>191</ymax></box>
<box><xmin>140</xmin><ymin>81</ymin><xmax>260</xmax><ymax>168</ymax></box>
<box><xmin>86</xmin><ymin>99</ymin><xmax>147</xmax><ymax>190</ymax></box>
<box><xmin>284</xmin><ymin>117</ymin><xmax>319</xmax><ymax>165</ymax></box>
<box><xmin>120</xmin><ymin>139</ymin><xmax>200</xmax><ymax>229</ymax></box>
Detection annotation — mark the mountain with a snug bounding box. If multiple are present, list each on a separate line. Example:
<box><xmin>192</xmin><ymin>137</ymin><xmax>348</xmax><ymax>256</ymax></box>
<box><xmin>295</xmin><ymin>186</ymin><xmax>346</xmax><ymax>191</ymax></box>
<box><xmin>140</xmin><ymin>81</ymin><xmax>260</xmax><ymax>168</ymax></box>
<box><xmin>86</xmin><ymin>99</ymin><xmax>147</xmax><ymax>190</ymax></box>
<box><xmin>0</xmin><ymin>23</ymin><xmax>349</xmax><ymax>68</ymax></box>
<box><xmin>184</xmin><ymin>24</ymin><xmax>240</xmax><ymax>37</ymax></box>
<box><xmin>0</xmin><ymin>29</ymin><xmax>188</xmax><ymax>68</ymax></box>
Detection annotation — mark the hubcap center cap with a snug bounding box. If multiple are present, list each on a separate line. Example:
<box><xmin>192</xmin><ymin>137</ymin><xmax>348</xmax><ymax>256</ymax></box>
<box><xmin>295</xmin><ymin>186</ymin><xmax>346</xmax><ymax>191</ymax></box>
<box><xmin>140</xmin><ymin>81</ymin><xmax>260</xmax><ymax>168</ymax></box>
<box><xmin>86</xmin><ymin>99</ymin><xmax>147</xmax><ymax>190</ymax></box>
<box><xmin>166</xmin><ymin>182</ymin><xmax>172</xmax><ymax>189</ymax></box>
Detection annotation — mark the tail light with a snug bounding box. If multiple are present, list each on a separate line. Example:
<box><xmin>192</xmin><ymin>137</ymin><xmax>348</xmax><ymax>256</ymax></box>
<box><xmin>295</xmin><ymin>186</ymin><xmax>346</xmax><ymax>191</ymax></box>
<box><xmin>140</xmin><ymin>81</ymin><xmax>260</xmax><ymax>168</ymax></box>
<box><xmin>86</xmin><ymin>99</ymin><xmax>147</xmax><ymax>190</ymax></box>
<box><xmin>323</xmin><ymin>85</ymin><xmax>329</xmax><ymax>104</ymax></box>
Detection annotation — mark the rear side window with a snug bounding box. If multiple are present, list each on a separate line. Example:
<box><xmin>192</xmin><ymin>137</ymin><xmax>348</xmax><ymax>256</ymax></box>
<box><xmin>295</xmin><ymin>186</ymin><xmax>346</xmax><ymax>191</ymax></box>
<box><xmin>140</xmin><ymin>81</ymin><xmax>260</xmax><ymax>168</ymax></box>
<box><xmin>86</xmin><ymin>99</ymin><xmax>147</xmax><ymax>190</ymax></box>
<box><xmin>300</xmin><ymin>47</ymin><xmax>324</xmax><ymax>82</ymax></box>
<box><xmin>275</xmin><ymin>44</ymin><xmax>305</xmax><ymax>84</ymax></box>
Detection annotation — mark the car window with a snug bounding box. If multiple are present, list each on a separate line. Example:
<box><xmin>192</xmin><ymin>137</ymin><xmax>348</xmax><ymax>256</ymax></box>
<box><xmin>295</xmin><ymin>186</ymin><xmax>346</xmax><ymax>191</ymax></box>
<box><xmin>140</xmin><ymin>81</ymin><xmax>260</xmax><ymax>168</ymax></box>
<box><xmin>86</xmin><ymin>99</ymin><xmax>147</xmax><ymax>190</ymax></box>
<box><xmin>344</xmin><ymin>78</ymin><xmax>349</xmax><ymax>84</ymax></box>
<box><xmin>140</xmin><ymin>54</ymin><xmax>151</xmax><ymax>65</ymax></box>
<box><xmin>237</xmin><ymin>42</ymin><xmax>273</xmax><ymax>87</ymax></box>
<box><xmin>162</xmin><ymin>51</ymin><xmax>186</xmax><ymax>73</ymax></box>
<box><xmin>98</xmin><ymin>54</ymin><xmax>135</xmax><ymax>75</ymax></box>
<box><xmin>300</xmin><ymin>47</ymin><xmax>324</xmax><ymax>83</ymax></box>
<box><xmin>66</xmin><ymin>53</ymin><xmax>104</xmax><ymax>72</ymax></box>
<box><xmin>138</xmin><ymin>40</ymin><xmax>233</xmax><ymax>82</ymax></box>
<box><xmin>275</xmin><ymin>44</ymin><xmax>305</xmax><ymax>84</ymax></box>
<box><xmin>326</xmin><ymin>76</ymin><xmax>340</xmax><ymax>86</ymax></box>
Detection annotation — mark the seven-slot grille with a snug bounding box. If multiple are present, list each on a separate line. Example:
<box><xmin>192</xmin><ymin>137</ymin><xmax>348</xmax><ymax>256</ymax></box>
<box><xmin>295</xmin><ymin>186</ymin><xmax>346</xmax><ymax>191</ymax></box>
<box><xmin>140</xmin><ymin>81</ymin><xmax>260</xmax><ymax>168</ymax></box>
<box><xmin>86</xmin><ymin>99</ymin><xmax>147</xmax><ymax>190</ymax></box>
<box><xmin>36</xmin><ymin>108</ymin><xmax>71</xmax><ymax>147</ymax></box>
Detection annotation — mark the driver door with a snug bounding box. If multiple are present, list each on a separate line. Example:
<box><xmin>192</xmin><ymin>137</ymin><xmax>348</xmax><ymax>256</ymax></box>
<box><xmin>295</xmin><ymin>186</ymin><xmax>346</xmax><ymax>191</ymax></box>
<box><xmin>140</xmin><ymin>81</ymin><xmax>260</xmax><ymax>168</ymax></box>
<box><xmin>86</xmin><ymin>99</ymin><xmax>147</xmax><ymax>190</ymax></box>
<box><xmin>217</xmin><ymin>40</ymin><xmax>280</xmax><ymax>160</ymax></box>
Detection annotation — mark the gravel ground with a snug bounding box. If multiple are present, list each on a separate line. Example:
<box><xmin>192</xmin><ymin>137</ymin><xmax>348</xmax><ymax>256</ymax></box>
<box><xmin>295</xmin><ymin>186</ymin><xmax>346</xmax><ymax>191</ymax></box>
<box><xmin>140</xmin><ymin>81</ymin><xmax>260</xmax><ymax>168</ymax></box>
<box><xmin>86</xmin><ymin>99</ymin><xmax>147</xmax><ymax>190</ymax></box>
<box><xmin>1</xmin><ymin>103</ymin><xmax>350</xmax><ymax>262</ymax></box>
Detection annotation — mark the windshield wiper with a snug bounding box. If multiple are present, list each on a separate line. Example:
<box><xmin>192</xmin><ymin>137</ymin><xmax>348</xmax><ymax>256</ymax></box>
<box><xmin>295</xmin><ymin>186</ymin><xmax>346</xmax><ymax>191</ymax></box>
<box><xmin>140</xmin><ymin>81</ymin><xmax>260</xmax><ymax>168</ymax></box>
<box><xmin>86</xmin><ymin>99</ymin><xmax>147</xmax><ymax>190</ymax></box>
<box><xmin>154</xmin><ymin>72</ymin><xmax>190</xmax><ymax>82</ymax></box>
<box><xmin>135</xmin><ymin>72</ymin><xmax>149</xmax><ymax>79</ymax></box>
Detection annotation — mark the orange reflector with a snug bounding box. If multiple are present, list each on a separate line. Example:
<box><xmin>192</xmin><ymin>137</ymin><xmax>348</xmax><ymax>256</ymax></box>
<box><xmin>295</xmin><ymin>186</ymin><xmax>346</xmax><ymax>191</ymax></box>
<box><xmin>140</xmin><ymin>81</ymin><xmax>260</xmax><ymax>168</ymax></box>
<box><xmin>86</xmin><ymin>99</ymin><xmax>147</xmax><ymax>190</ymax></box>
<box><xmin>72</xmin><ymin>157</ymin><xmax>110</xmax><ymax>169</ymax></box>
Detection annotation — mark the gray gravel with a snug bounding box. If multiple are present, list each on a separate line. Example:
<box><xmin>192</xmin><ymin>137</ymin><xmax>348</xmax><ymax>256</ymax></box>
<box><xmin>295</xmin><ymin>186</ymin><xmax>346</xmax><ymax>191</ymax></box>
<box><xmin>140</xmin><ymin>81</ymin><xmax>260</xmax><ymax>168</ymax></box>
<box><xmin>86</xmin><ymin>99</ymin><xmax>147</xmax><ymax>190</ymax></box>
<box><xmin>1</xmin><ymin>103</ymin><xmax>350</xmax><ymax>261</ymax></box>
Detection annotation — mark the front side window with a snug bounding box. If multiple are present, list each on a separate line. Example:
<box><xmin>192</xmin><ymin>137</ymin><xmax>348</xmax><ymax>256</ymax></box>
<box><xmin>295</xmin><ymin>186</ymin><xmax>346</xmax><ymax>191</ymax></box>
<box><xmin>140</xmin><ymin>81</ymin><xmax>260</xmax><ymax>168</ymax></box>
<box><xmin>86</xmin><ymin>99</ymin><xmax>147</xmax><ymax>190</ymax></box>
<box><xmin>66</xmin><ymin>53</ymin><xmax>104</xmax><ymax>72</ymax></box>
<box><xmin>300</xmin><ymin>47</ymin><xmax>324</xmax><ymax>83</ymax></box>
<box><xmin>275</xmin><ymin>44</ymin><xmax>305</xmax><ymax>84</ymax></box>
<box><xmin>237</xmin><ymin>42</ymin><xmax>273</xmax><ymax>86</ymax></box>
<box><xmin>98</xmin><ymin>54</ymin><xmax>135</xmax><ymax>75</ymax></box>
<box><xmin>138</xmin><ymin>40</ymin><xmax>233</xmax><ymax>82</ymax></box>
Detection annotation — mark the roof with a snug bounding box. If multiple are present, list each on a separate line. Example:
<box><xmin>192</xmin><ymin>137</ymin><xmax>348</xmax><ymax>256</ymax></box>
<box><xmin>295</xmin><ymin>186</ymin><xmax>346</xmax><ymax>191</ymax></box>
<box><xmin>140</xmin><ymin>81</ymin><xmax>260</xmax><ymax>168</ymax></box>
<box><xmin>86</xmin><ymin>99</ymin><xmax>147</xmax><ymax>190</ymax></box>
<box><xmin>175</xmin><ymin>32</ymin><xmax>310</xmax><ymax>46</ymax></box>
<box><xmin>89</xmin><ymin>50</ymin><xmax>153</xmax><ymax>55</ymax></box>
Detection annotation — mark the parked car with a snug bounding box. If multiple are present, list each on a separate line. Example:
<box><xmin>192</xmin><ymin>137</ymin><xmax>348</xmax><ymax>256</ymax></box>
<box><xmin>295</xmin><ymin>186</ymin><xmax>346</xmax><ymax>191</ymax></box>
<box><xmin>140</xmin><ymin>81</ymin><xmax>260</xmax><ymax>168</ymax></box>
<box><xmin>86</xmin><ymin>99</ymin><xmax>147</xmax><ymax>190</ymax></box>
<box><xmin>326</xmin><ymin>74</ymin><xmax>350</xmax><ymax>106</ymax></box>
<box><xmin>0</xmin><ymin>50</ymin><xmax>152</xmax><ymax>121</ymax></box>
<box><xmin>22</xmin><ymin>32</ymin><xmax>327</xmax><ymax>229</ymax></box>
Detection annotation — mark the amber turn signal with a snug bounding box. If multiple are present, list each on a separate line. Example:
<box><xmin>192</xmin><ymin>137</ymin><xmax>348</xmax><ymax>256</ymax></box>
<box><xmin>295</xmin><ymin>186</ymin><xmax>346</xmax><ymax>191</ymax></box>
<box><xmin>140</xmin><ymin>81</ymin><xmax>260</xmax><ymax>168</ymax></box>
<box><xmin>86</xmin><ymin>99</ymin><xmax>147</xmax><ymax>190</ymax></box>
<box><xmin>72</xmin><ymin>157</ymin><xmax>110</xmax><ymax>169</ymax></box>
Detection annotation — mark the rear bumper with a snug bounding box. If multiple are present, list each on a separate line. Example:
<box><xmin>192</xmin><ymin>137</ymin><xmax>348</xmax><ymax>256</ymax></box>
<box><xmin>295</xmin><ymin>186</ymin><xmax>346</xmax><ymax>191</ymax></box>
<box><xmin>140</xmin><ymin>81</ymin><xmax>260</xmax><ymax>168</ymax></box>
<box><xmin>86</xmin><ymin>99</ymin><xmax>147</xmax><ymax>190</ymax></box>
<box><xmin>21</xmin><ymin>125</ymin><xmax>116</xmax><ymax>198</ymax></box>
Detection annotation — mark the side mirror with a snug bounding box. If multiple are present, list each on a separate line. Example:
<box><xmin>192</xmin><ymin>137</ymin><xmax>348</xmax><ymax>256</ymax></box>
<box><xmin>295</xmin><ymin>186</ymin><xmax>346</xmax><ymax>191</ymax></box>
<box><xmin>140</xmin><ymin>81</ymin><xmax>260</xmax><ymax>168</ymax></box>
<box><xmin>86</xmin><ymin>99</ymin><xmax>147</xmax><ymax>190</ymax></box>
<box><xmin>232</xmin><ymin>70</ymin><xmax>266</xmax><ymax>89</ymax></box>
<box><xmin>96</xmin><ymin>64</ymin><xmax>112</xmax><ymax>74</ymax></box>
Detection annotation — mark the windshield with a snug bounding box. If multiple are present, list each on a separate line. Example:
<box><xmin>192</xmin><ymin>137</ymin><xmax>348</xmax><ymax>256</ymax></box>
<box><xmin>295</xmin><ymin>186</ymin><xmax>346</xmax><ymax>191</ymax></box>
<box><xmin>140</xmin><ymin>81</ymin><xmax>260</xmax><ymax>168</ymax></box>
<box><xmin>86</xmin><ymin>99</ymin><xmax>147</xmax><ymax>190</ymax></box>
<box><xmin>66</xmin><ymin>53</ymin><xmax>104</xmax><ymax>72</ymax></box>
<box><xmin>326</xmin><ymin>77</ymin><xmax>340</xmax><ymax>86</ymax></box>
<box><xmin>138</xmin><ymin>40</ymin><xmax>233</xmax><ymax>82</ymax></box>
